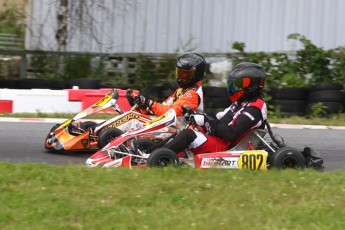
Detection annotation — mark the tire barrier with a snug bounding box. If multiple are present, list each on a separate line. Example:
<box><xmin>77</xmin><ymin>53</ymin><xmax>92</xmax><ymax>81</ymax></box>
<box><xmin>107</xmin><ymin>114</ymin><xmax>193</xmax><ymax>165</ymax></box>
<box><xmin>1</xmin><ymin>80</ymin><xmax>344</xmax><ymax>116</ymax></box>
<box><xmin>0</xmin><ymin>79</ymin><xmax>20</xmax><ymax>89</ymax></box>
<box><xmin>269</xmin><ymin>87</ymin><xmax>308</xmax><ymax>116</ymax></box>
<box><xmin>70</xmin><ymin>78</ymin><xmax>100</xmax><ymax>89</ymax></box>
<box><xmin>0</xmin><ymin>79</ymin><xmax>67</xmax><ymax>90</ymax></box>
<box><xmin>203</xmin><ymin>86</ymin><xmax>230</xmax><ymax>115</ymax></box>
<box><xmin>306</xmin><ymin>83</ymin><xmax>344</xmax><ymax>115</ymax></box>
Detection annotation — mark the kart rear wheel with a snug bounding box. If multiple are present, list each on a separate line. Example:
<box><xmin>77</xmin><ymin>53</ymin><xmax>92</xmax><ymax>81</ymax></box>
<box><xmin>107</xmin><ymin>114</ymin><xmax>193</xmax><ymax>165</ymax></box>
<box><xmin>271</xmin><ymin>146</ymin><xmax>305</xmax><ymax>169</ymax></box>
<box><xmin>80</xmin><ymin>121</ymin><xmax>98</xmax><ymax>131</ymax></box>
<box><xmin>147</xmin><ymin>148</ymin><xmax>179</xmax><ymax>167</ymax></box>
<box><xmin>133</xmin><ymin>139</ymin><xmax>155</xmax><ymax>154</ymax></box>
<box><xmin>97</xmin><ymin>128</ymin><xmax>123</xmax><ymax>149</ymax></box>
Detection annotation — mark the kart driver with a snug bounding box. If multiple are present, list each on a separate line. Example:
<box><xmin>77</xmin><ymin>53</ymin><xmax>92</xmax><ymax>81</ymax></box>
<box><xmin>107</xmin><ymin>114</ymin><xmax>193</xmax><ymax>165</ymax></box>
<box><xmin>161</xmin><ymin>62</ymin><xmax>268</xmax><ymax>155</ymax></box>
<box><xmin>126</xmin><ymin>53</ymin><xmax>206</xmax><ymax>116</ymax></box>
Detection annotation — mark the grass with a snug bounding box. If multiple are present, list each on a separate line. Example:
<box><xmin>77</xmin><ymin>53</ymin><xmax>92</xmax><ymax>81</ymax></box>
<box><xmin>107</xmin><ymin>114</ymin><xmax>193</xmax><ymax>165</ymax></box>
<box><xmin>0</xmin><ymin>163</ymin><xmax>344</xmax><ymax>229</ymax></box>
<box><xmin>268</xmin><ymin>114</ymin><xmax>345</xmax><ymax>126</ymax></box>
<box><xmin>1</xmin><ymin>112</ymin><xmax>345</xmax><ymax>126</ymax></box>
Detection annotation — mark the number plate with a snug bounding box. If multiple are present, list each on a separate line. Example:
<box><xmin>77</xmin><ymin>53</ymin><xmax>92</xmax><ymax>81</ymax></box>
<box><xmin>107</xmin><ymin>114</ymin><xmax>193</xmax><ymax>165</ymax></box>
<box><xmin>238</xmin><ymin>150</ymin><xmax>268</xmax><ymax>170</ymax></box>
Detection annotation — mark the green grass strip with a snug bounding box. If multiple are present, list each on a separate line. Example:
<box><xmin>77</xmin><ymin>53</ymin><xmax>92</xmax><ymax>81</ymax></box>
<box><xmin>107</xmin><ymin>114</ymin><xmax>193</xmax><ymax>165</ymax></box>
<box><xmin>0</xmin><ymin>162</ymin><xmax>344</xmax><ymax>229</ymax></box>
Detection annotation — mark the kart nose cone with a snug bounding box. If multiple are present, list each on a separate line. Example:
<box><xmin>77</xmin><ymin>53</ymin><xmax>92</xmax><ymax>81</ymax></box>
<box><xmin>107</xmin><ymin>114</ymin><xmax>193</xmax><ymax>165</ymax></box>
<box><xmin>45</xmin><ymin>136</ymin><xmax>64</xmax><ymax>151</ymax></box>
<box><xmin>85</xmin><ymin>151</ymin><xmax>111</xmax><ymax>167</ymax></box>
<box><xmin>85</xmin><ymin>158</ymin><xmax>97</xmax><ymax>167</ymax></box>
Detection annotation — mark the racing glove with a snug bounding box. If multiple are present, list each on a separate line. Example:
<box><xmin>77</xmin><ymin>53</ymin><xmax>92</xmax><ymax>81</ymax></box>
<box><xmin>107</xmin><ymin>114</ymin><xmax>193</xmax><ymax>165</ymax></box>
<box><xmin>190</xmin><ymin>114</ymin><xmax>214</xmax><ymax>134</ymax></box>
<box><xmin>134</xmin><ymin>94</ymin><xmax>154</xmax><ymax>110</ymax></box>
<box><xmin>191</xmin><ymin>114</ymin><xmax>205</xmax><ymax>126</ymax></box>
<box><xmin>126</xmin><ymin>89</ymin><xmax>135</xmax><ymax>106</ymax></box>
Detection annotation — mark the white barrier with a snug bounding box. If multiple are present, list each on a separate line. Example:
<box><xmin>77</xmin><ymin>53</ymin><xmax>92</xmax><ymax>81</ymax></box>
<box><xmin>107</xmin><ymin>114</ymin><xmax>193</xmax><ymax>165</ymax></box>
<box><xmin>0</xmin><ymin>89</ymin><xmax>82</xmax><ymax>113</ymax></box>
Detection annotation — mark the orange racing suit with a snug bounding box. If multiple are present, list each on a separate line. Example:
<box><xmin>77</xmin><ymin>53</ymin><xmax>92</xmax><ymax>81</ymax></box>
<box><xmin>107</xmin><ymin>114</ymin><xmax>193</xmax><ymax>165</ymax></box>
<box><xmin>140</xmin><ymin>81</ymin><xmax>203</xmax><ymax>116</ymax></box>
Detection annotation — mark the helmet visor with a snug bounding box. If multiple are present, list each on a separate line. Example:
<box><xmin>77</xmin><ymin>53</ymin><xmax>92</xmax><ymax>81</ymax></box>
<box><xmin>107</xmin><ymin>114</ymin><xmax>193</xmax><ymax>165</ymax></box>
<box><xmin>227</xmin><ymin>77</ymin><xmax>251</xmax><ymax>95</ymax></box>
<box><xmin>176</xmin><ymin>67</ymin><xmax>195</xmax><ymax>80</ymax></box>
<box><xmin>227</xmin><ymin>78</ymin><xmax>243</xmax><ymax>95</ymax></box>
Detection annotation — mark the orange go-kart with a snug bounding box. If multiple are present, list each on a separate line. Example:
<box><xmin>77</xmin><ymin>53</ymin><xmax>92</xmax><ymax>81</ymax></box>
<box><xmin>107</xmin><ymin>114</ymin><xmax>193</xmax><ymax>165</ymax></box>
<box><xmin>44</xmin><ymin>88</ymin><xmax>153</xmax><ymax>152</ymax></box>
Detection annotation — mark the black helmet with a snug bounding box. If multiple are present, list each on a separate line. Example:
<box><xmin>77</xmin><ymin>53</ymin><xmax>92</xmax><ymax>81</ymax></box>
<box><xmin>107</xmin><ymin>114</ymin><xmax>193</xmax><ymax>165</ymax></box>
<box><xmin>176</xmin><ymin>53</ymin><xmax>206</xmax><ymax>88</ymax></box>
<box><xmin>227</xmin><ymin>62</ymin><xmax>265</xmax><ymax>102</ymax></box>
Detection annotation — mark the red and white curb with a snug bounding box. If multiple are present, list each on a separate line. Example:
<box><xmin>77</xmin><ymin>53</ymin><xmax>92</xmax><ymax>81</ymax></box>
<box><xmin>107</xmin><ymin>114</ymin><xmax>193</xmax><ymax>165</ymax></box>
<box><xmin>1</xmin><ymin>117</ymin><xmax>345</xmax><ymax>130</ymax></box>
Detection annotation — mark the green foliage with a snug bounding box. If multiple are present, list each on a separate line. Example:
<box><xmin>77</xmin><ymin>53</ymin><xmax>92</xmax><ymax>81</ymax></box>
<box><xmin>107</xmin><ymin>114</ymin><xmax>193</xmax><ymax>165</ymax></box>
<box><xmin>133</xmin><ymin>53</ymin><xmax>177</xmax><ymax>92</ymax></box>
<box><xmin>308</xmin><ymin>102</ymin><xmax>328</xmax><ymax>118</ymax></box>
<box><xmin>288</xmin><ymin>33</ymin><xmax>333</xmax><ymax>84</ymax></box>
<box><xmin>229</xmin><ymin>33</ymin><xmax>345</xmax><ymax>89</ymax></box>
<box><xmin>29</xmin><ymin>51</ymin><xmax>59</xmax><ymax>79</ymax></box>
<box><xmin>62</xmin><ymin>54</ymin><xmax>90</xmax><ymax>80</ymax></box>
<box><xmin>328</xmin><ymin>46</ymin><xmax>345</xmax><ymax>86</ymax></box>
<box><xmin>29</xmin><ymin>52</ymin><xmax>109</xmax><ymax>86</ymax></box>
<box><xmin>0</xmin><ymin>6</ymin><xmax>24</xmax><ymax>35</ymax></box>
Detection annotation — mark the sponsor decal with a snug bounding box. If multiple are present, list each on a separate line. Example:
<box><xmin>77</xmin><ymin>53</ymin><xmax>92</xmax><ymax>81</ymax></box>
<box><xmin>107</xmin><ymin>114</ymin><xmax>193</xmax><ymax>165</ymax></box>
<box><xmin>185</xmin><ymin>93</ymin><xmax>192</xmax><ymax>98</ymax></box>
<box><xmin>108</xmin><ymin>113</ymin><xmax>141</xmax><ymax>128</ymax></box>
<box><xmin>109</xmin><ymin>158</ymin><xmax>123</xmax><ymax>168</ymax></box>
<box><xmin>92</xmin><ymin>90</ymin><xmax>115</xmax><ymax>107</ymax></box>
<box><xmin>81</xmin><ymin>139</ymin><xmax>89</xmax><ymax>147</ymax></box>
<box><xmin>201</xmin><ymin>157</ymin><xmax>239</xmax><ymax>168</ymax></box>
<box><xmin>144</xmin><ymin>113</ymin><xmax>168</xmax><ymax>126</ymax></box>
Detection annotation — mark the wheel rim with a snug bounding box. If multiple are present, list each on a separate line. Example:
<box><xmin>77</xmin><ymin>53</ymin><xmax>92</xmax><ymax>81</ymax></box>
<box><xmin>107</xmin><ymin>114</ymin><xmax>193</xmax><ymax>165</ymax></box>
<box><xmin>282</xmin><ymin>157</ymin><xmax>298</xmax><ymax>168</ymax></box>
<box><xmin>107</xmin><ymin>135</ymin><xmax>117</xmax><ymax>143</ymax></box>
<box><xmin>140</xmin><ymin>148</ymin><xmax>148</xmax><ymax>153</ymax></box>
<box><xmin>157</xmin><ymin>156</ymin><xmax>172</xmax><ymax>167</ymax></box>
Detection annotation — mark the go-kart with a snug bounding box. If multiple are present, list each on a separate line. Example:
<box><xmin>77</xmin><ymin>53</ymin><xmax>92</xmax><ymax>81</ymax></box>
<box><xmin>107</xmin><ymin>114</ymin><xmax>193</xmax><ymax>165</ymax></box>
<box><xmin>85</xmin><ymin>106</ymin><xmax>324</xmax><ymax>171</ymax></box>
<box><xmin>44</xmin><ymin>88</ymin><xmax>153</xmax><ymax>152</ymax></box>
<box><xmin>85</xmin><ymin>108</ymin><xmax>182</xmax><ymax>167</ymax></box>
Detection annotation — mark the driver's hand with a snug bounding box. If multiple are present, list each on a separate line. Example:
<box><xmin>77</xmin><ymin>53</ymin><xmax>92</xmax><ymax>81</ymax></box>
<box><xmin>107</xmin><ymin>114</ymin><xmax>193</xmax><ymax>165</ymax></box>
<box><xmin>133</xmin><ymin>94</ymin><xmax>154</xmax><ymax>110</ymax></box>
<box><xmin>190</xmin><ymin>114</ymin><xmax>205</xmax><ymax>126</ymax></box>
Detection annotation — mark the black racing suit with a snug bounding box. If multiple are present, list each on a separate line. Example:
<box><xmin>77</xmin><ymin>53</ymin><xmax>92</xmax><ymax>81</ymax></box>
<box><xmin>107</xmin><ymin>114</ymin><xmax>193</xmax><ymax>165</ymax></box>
<box><xmin>164</xmin><ymin>94</ymin><xmax>267</xmax><ymax>154</ymax></box>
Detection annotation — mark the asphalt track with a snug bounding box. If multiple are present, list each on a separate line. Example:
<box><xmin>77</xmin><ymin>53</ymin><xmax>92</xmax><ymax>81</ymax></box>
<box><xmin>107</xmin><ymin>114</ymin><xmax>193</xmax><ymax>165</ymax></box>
<box><xmin>0</xmin><ymin>118</ymin><xmax>344</xmax><ymax>171</ymax></box>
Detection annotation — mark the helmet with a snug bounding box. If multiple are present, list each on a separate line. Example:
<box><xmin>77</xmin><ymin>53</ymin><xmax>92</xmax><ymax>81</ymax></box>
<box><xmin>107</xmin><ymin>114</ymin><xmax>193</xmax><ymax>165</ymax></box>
<box><xmin>227</xmin><ymin>62</ymin><xmax>265</xmax><ymax>102</ymax></box>
<box><xmin>176</xmin><ymin>53</ymin><xmax>206</xmax><ymax>88</ymax></box>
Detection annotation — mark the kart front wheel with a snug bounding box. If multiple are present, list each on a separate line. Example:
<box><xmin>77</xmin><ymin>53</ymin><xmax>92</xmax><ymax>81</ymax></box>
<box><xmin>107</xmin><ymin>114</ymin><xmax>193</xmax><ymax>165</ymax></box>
<box><xmin>133</xmin><ymin>139</ymin><xmax>156</xmax><ymax>154</ymax></box>
<box><xmin>49</xmin><ymin>123</ymin><xmax>60</xmax><ymax>132</ymax></box>
<box><xmin>97</xmin><ymin>128</ymin><xmax>123</xmax><ymax>149</ymax></box>
<box><xmin>271</xmin><ymin>146</ymin><xmax>305</xmax><ymax>169</ymax></box>
<box><xmin>147</xmin><ymin>148</ymin><xmax>179</xmax><ymax>167</ymax></box>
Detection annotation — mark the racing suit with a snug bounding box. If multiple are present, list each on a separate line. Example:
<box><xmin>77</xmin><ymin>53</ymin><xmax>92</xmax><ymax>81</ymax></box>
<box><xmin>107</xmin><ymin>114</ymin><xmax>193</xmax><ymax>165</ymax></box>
<box><xmin>164</xmin><ymin>94</ymin><xmax>267</xmax><ymax>154</ymax></box>
<box><xmin>139</xmin><ymin>81</ymin><xmax>203</xmax><ymax>116</ymax></box>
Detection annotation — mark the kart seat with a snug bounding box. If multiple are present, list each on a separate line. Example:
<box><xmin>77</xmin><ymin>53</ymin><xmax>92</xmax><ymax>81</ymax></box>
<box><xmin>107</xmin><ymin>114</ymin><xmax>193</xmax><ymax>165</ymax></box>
<box><xmin>228</xmin><ymin>129</ymin><xmax>266</xmax><ymax>151</ymax></box>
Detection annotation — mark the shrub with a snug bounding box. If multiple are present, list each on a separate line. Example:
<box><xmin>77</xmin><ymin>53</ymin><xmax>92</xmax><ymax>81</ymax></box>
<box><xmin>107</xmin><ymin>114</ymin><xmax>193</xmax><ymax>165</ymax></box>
<box><xmin>228</xmin><ymin>33</ymin><xmax>345</xmax><ymax>90</ymax></box>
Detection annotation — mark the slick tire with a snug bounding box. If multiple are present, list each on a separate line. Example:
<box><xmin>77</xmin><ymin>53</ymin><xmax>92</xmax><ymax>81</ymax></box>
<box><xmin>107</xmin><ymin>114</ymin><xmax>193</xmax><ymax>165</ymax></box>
<box><xmin>147</xmin><ymin>148</ymin><xmax>179</xmax><ymax>167</ymax></box>
<box><xmin>80</xmin><ymin>121</ymin><xmax>98</xmax><ymax>131</ymax></box>
<box><xmin>133</xmin><ymin>139</ymin><xmax>156</xmax><ymax>154</ymax></box>
<box><xmin>97</xmin><ymin>128</ymin><xmax>124</xmax><ymax>149</ymax></box>
<box><xmin>271</xmin><ymin>99</ymin><xmax>306</xmax><ymax>115</ymax></box>
<box><xmin>309</xmin><ymin>82</ymin><xmax>343</xmax><ymax>92</ymax></box>
<box><xmin>268</xmin><ymin>87</ymin><xmax>308</xmax><ymax>100</ymax></box>
<box><xmin>203</xmin><ymin>86</ymin><xmax>228</xmax><ymax>97</ymax></box>
<box><xmin>271</xmin><ymin>146</ymin><xmax>305</xmax><ymax>169</ymax></box>
<box><xmin>307</xmin><ymin>90</ymin><xmax>344</xmax><ymax>103</ymax></box>
<box><xmin>204</xmin><ymin>96</ymin><xmax>231</xmax><ymax>109</ymax></box>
